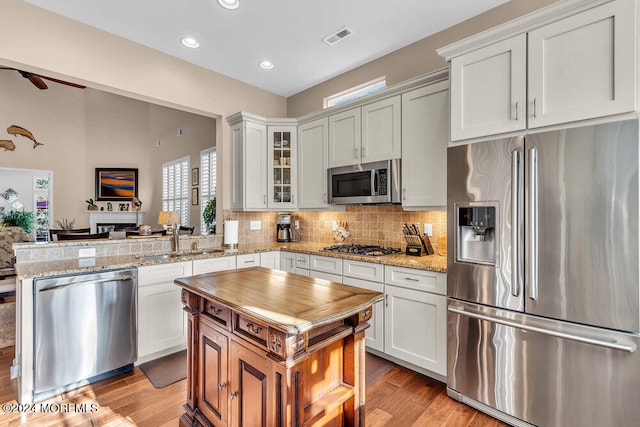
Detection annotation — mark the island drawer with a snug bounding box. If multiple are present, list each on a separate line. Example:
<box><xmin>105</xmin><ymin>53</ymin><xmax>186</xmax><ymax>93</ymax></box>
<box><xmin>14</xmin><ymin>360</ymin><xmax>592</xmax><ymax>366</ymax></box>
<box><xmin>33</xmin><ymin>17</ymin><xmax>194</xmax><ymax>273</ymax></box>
<box><xmin>233</xmin><ymin>313</ymin><xmax>268</xmax><ymax>348</ymax></box>
<box><xmin>203</xmin><ymin>299</ymin><xmax>230</xmax><ymax>327</ymax></box>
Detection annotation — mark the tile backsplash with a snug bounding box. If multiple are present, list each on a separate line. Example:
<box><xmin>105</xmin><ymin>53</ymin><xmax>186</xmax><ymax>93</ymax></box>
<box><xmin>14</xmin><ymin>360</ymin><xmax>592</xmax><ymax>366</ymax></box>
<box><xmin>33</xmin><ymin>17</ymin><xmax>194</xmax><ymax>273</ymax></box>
<box><xmin>231</xmin><ymin>206</ymin><xmax>447</xmax><ymax>253</ymax></box>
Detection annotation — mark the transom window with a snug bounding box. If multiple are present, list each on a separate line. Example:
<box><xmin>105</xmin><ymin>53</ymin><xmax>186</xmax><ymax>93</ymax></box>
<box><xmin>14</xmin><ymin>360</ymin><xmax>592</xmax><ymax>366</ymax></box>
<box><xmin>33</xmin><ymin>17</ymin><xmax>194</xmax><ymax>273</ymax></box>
<box><xmin>324</xmin><ymin>77</ymin><xmax>386</xmax><ymax>108</ymax></box>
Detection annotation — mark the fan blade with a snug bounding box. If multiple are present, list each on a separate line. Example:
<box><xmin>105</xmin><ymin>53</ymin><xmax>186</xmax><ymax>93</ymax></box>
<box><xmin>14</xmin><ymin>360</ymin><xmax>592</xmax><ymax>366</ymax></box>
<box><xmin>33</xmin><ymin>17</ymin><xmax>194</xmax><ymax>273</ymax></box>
<box><xmin>39</xmin><ymin>75</ymin><xmax>86</xmax><ymax>89</ymax></box>
<box><xmin>27</xmin><ymin>74</ymin><xmax>48</xmax><ymax>90</ymax></box>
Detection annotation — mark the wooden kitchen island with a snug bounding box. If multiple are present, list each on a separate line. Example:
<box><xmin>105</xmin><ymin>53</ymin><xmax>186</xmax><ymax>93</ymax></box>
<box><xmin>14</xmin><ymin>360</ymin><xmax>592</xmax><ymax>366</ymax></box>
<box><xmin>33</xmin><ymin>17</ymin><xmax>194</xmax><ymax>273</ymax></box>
<box><xmin>174</xmin><ymin>267</ymin><xmax>384</xmax><ymax>427</ymax></box>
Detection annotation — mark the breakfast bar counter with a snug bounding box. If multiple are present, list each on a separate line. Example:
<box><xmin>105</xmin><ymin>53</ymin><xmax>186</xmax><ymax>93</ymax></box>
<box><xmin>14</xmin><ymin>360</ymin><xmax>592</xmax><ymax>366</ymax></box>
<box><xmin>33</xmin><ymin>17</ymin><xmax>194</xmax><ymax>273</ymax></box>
<box><xmin>174</xmin><ymin>266</ymin><xmax>384</xmax><ymax>427</ymax></box>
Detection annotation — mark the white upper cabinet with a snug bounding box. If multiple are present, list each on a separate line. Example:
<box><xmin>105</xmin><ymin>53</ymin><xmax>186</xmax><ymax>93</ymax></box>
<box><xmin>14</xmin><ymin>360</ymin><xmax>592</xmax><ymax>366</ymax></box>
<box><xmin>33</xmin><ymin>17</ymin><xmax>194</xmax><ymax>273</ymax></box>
<box><xmin>527</xmin><ymin>0</ymin><xmax>636</xmax><ymax>128</ymax></box>
<box><xmin>228</xmin><ymin>114</ymin><xmax>268</xmax><ymax>210</ymax></box>
<box><xmin>443</xmin><ymin>0</ymin><xmax>637</xmax><ymax>141</ymax></box>
<box><xmin>361</xmin><ymin>96</ymin><xmax>402</xmax><ymax>163</ymax></box>
<box><xmin>267</xmin><ymin>125</ymin><xmax>297</xmax><ymax>209</ymax></box>
<box><xmin>244</xmin><ymin>121</ymin><xmax>268</xmax><ymax>210</ymax></box>
<box><xmin>298</xmin><ymin>117</ymin><xmax>329</xmax><ymax>209</ymax></box>
<box><xmin>228</xmin><ymin>113</ymin><xmax>297</xmax><ymax>211</ymax></box>
<box><xmin>450</xmin><ymin>35</ymin><xmax>526</xmax><ymax>141</ymax></box>
<box><xmin>328</xmin><ymin>95</ymin><xmax>401</xmax><ymax>168</ymax></box>
<box><xmin>328</xmin><ymin>108</ymin><xmax>361</xmax><ymax>168</ymax></box>
<box><xmin>401</xmin><ymin>81</ymin><xmax>449</xmax><ymax>208</ymax></box>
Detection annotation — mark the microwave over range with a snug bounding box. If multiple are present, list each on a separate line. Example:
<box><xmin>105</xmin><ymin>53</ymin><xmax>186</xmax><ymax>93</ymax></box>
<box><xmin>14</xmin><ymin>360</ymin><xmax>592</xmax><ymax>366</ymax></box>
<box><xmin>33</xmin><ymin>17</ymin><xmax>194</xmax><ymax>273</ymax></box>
<box><xmin>329</xmin><ymin>159</ymin><xmax>401</xmax><ymax>205</ymax></box>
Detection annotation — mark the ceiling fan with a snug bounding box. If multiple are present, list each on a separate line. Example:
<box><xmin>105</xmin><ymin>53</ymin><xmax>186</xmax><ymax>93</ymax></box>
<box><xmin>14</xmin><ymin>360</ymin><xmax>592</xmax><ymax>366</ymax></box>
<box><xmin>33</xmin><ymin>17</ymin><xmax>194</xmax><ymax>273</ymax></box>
<box><xmin>0</xmin><ymin>67</ymin><xmax>86</xmax><ymax>90</ymax></box>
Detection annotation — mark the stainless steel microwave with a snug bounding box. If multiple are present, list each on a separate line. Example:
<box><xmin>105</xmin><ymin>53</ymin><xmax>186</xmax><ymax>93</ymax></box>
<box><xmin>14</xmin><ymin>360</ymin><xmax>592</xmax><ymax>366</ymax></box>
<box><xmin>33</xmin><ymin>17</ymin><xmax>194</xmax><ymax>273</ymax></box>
<box><xmin>329</xmin><ymin>159</ymin><xmax>401</xmax><ymax>205</ymax></box>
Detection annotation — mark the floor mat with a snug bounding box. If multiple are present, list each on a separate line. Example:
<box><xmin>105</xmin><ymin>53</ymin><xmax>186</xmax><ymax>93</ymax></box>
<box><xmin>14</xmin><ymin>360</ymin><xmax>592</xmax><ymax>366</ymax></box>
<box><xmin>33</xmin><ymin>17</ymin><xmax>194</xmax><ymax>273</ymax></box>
<box><xmin>140</xmin><ymin>349</ymin><xmax>393</xmax><ymax>389</ymax></box>
<box><xmin>139</xmin><ymin>349</ymin><xmax>187</xmax><ymax>389</ymax></box>
<box><xmin>365</xmin><ymin>352</ymin><xmax>395</xmax><ymax>387</ymax></box>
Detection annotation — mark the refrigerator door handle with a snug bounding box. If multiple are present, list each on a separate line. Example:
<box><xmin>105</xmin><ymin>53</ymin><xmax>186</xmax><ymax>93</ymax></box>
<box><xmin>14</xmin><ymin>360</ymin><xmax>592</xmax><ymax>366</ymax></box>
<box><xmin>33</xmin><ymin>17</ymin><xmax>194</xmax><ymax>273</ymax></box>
<box><xmin>528</xmin><ymin>146</ymin><xmax>539</xmax><ymax>300</ymax></box>
<box><xmin>511</xmin><ymin>149</ymin><xmax>521</xmax><ymax>297</ymax></box>
<box><xmin>448</xmin><ymin>305</ymin><xmax>637</xmax><ymax>353</ymax></box>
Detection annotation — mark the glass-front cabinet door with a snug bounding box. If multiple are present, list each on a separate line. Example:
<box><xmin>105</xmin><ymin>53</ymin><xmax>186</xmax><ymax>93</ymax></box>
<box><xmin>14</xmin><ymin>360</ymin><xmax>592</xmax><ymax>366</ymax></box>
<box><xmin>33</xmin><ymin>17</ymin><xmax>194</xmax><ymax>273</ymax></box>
<box><xmin>267</xmin><ymin>125</ymin><xmax>297</xmax><ymax>209</ymax></box>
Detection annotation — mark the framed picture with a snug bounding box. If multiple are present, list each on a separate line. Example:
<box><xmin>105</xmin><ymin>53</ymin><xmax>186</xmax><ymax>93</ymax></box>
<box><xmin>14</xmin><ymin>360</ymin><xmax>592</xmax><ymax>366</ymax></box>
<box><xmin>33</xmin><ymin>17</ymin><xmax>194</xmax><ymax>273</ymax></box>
<box><xmin>95</xmin><ymin>168</ymin><xmax>138</xmax><ymax>201</ymax></box>
<box><xmin>118</xmin><ymin>203</ymin><xmax>129</xmax><ymax>211</ymax></box>
<box><xmin>191</xmin><ymin>187</ymin><xmax>199</xmax><ymax>205</ymax></box>
<box><xmin>192</xmin><ymin>167</ymin><xmax>199</xmax><ymax>186</ymax></box>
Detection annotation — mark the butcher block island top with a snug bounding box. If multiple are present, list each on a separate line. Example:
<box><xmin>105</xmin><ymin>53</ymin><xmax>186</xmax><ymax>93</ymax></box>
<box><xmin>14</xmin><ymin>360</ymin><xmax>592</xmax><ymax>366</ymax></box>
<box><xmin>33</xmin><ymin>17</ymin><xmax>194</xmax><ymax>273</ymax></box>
<box><xmin>175</xmin><ymin>266</ymin><xmax>384</xmax><ymax>334</ymax></box>
<box><xmin>174</xmin><ymin>267</ymin><xmax>384</xmax><ymax>427</ymax></box>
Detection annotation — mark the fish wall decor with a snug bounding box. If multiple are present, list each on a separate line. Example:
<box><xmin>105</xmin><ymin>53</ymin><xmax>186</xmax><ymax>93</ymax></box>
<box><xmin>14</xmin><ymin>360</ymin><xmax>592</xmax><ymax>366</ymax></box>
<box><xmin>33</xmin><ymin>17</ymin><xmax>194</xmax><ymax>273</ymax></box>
<box><xmin>0</xmin><ymin>140</ymin><xmax>15</xmax><ymax>151</ymax></box>
<box><xmin>7</xmin><ymin>125</ymin><xmax>44</xmax><ymax>148</ymax></box>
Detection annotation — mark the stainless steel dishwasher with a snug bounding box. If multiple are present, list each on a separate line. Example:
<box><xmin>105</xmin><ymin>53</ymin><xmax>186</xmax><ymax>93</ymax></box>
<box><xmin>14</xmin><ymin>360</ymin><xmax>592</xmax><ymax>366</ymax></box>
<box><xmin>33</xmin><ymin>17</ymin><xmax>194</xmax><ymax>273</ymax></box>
<box><xmin>33</xmin><ymin>268</ymin><xmax>137</xmax><ymax>399</ymax></box>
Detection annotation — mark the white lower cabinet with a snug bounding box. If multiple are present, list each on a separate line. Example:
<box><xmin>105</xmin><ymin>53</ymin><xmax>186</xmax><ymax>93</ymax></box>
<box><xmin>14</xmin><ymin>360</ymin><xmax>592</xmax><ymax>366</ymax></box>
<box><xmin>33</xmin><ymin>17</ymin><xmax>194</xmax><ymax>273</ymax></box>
<box><xmin>280</xmin><ymin>251</ymin><xmax>296</xmax><ymax>272</ymax></box>
<box><xmin>260</xmin><ymin>251</ymin><xmax>281</xmax><ymax>269</ymax></box>
<box><xmin>342</xmin><ymin>275</ymin><xmax>384</xmax><ymax>352</ymax></box>
<box><xmin>137</xmin><ymin>261</ymin><xmax>192</xmax><ymax>361</ymax></box>
<box><xmin>384</xmin><ymin>284</ymin><xmax>446</xmax><ymax>376</ymax></box>
<box><xmin>193</xmin><ymin>255</ymin><xmax>237</xmax><ymax>274</ymax></box>
<box><xmin>237</xmin><ymin>253</ymin><xmax>260</xmax><ymax>269</ymax></box>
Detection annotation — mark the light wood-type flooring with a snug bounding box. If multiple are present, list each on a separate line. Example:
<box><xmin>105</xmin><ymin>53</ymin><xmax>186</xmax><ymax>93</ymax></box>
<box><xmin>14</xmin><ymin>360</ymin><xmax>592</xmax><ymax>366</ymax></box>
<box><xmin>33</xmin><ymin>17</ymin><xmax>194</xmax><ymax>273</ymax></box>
<box><xmin>0</xmin><ymin>346</ymin><xmax>507</xmax><ymax>426</ymax></box>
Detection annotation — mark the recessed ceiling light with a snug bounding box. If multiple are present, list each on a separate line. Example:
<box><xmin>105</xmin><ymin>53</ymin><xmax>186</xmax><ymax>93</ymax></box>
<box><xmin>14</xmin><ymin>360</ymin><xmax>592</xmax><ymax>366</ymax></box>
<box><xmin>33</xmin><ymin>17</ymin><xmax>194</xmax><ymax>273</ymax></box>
<box><xmin>218</xmin><ymin>0</ymin><xmax>239</xmax><ymax>10</ymax></box>
<box><xmin>181</xmin><ymin>37</ymin><xmax>200</xmax><ymax>48</ymax></box>
<box><xmin>259</xmin><ymin>61</ymin><xmax>275</xmax><ymax>70</ymax></box>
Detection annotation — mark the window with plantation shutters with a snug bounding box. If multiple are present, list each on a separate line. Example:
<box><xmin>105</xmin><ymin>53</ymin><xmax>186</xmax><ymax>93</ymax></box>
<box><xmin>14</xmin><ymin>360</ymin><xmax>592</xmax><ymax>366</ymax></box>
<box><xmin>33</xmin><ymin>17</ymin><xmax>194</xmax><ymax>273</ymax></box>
<box><xmin>162</xmin><ymin>156</ymin><xmax>190</xmax><ymax>226</ymax></box>
<box><xmin>200</xmin><ymin>147</ymin><xmax>216</xmax><ymax>232</ymax></box>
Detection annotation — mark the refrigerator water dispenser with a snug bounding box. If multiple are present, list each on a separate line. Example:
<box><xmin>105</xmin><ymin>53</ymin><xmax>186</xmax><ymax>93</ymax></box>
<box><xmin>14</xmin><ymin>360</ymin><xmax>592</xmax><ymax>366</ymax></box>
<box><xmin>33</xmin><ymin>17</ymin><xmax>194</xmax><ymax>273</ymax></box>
<box><xmin>457</xmin><ymin>206</ymin><xmax>496</xmax><ymax>265</ymax></box>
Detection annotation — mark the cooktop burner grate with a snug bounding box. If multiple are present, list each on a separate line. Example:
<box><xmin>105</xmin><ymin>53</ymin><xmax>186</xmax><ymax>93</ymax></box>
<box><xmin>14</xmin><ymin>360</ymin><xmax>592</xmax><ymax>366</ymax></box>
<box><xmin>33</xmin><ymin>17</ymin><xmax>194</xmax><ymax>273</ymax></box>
<box><xmin>322</xmin><ymin>244</ymin><xmax>402</xmax><ymax>257</ymax></box>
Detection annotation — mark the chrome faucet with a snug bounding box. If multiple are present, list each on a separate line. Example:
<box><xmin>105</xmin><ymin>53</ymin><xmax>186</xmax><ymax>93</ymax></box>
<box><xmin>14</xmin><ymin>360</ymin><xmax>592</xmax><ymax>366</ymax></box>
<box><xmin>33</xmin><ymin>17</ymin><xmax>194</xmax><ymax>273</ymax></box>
<box><xmin>171</xmin><ymin>227</ymin><xmax>180</xmax><ymax>252</ymax></box>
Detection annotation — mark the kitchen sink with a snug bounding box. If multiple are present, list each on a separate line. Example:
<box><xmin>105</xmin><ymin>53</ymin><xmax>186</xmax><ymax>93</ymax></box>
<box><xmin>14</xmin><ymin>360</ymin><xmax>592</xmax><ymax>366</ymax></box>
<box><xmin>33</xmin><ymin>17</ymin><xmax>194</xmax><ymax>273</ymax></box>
<box><xmin>135</xmin><ymin>249</ymin><xmax>224</xmax><ymax>261</ymax></box>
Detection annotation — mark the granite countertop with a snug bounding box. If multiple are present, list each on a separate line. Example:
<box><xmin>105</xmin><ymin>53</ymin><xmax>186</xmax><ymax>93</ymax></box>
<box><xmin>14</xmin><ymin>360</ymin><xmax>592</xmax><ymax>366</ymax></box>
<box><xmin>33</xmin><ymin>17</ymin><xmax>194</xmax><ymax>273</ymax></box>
<box><xmin>14</xmin><ymin>241</ymin><xmax>447</xmax><ymax>279</ymax></box>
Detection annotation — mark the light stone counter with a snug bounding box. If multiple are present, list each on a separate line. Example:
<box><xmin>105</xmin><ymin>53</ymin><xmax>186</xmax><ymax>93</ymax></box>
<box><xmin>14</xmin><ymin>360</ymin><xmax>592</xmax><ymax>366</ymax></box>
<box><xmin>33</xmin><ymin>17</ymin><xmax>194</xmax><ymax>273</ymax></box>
<box><xmin>14</xmin><ymin>240</ymin><xmax>446</xmax><ymax>279</ymax></box>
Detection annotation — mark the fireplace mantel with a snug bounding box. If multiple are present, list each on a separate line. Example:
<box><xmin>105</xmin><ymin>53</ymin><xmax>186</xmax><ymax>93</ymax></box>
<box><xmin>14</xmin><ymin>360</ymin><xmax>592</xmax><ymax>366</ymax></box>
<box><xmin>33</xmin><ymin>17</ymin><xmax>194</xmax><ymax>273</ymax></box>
<box><xmin>87</xmin><ymin>210</ymin><xmax>145</xmax><ymax>233</ymax></box>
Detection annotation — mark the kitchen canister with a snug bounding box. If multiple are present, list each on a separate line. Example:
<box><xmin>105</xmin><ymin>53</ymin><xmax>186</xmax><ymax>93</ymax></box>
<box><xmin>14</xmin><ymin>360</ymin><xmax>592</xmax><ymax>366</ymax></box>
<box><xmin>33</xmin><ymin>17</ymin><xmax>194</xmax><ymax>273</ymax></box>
<box><xmin>224</xmin><ymin>220</ymin><xmax>239</xmax><ymax>250</ymax></box>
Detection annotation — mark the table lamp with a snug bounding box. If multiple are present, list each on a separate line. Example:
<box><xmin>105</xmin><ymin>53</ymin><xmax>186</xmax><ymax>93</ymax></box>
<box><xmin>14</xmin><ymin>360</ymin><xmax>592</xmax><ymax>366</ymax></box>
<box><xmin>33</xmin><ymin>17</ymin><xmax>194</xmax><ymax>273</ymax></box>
<box><xmin>158</xmin><ymin>211</ymin><xmax>181</xmax><ymax>251</ymax></box>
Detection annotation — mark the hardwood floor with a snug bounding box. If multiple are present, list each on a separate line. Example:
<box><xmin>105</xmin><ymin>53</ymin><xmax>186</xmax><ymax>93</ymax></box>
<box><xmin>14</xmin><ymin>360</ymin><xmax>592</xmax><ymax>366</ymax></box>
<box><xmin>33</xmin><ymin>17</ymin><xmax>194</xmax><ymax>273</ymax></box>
<box><xmin>0</xmin><ymin>346</ymin><xmax>507</xmax><ymax>426</ymax></box>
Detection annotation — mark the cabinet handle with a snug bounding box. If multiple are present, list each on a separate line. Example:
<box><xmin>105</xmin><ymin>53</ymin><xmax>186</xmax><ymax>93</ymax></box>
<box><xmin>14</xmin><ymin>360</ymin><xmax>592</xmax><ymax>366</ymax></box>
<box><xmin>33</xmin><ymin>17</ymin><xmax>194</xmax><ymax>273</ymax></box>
<box><xmin>292</xmin><ymin>194</ymin><xmax>295</xmax><ymax>204</ymax></box>
<box><xmin>209</xmin><ymin>305</ymin><xmax>222</xmax><ymax>315</ymax></box>
<box><xmin>230</xmin><ymin>391</ymin><xmax>238</xmax><ymax>400</ymax></box>
<box><xmin>404</xmin><ymin>277</ymin><xmax>419</xmax><ymax>282</ymax></box>
<box><xmin>354</xmin><ymin>147</ymin><xmax>359</xmax><ymax>158</ymax></box>
<box><xmin>402</xmin><ymin>188</ymin><xmax>407</xmax><ymax>200</ymax></box>
<box><xmin>246</xmin><ymin>322</ymin><xmax>263</xmax><ymax>334</ymax></box>
<box><xmin>263</xmin><ymin>194</ymin><xmax>267</xmax><ymax>204</ymax></box>
<box><xmin>514</xmin><ymin>101</ymin><xmax>519</xmax><ymax>121</ymax></box>
<box><xmin>385</xmin><ymin>294</ymin><xmax>389</xmax><ymax>308</ymax></box>
<box><xmin>533</xmin><ymin>98</ymin><xmax>538</xmax><ymax>118</ymax></box>
<box><xmin>218</xmin><ymin>382</ymin><xmax>227</xmax><ymax>391</ymax></box>
<box><xmin>323</xmin><ymin>193</ymin><xmax>327</xmax><ymax>203</ymax></box>
<box><xmin>361</xmin><ymin>146</ymin><xmax>366</xmax><ymax>156</ymax></box>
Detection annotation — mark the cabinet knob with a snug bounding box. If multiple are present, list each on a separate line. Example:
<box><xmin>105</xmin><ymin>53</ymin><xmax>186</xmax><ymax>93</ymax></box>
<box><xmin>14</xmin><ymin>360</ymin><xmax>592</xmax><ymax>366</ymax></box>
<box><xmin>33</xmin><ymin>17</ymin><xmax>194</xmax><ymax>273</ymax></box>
<box><xmin>230</xmin><ymin>391</ymin><xmax>238</xmax><ymax>400</ymax></box>
<box><xmin>218</xmin><ymin>382</ymin><xmax>227</xmax><ymax>390</ymax></box>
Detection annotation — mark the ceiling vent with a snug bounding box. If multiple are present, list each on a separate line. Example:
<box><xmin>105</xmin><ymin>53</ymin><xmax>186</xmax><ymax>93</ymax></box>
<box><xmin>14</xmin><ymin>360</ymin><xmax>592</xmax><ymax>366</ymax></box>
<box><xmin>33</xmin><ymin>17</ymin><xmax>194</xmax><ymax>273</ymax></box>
<box><xmin>323</xmin><ymin>27</ymin><xmax>353</xmax><ymax>46</ymax></box>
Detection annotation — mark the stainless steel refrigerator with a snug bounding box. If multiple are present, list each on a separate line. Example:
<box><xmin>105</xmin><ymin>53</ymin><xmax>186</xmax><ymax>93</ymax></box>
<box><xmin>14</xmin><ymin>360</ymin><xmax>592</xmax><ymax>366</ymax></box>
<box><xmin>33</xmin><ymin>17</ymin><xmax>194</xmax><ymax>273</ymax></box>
<box><xmin>446</xmin><ymin>119</ymin><xmax>640</xmax><ymax>427</ymax></box>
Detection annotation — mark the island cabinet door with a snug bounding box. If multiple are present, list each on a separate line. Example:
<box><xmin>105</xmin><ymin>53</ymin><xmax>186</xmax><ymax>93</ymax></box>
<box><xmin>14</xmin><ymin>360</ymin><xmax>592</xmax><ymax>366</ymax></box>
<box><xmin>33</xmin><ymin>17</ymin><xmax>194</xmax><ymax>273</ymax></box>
<box><xmin>229</xmin><ymin>341</ymin><xmax>279</xmax><ymax>427</ymax></box>
<box><xmin>198</xmin><ymin>320</ymin><xmax>229</xmax><ymax>426</ymax></box>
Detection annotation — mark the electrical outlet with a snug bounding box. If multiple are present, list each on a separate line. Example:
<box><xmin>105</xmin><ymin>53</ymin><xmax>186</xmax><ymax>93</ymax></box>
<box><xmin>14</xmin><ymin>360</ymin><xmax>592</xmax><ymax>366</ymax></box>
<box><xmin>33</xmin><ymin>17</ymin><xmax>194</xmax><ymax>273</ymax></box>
<box><xmin>155</xmin><ymin>139</ymin><xmax>161</xmax><ymax>147</ymax></box>
<box><xmin>332</xmin><ymin>221</ymin><xmax>337</xmax><ymax>231</ymax></box>
<box><xmin>177</xmin><ymin>127</ymin><xmax>183</xmax><ymax>137</ymax></box>
<box><xmin>250</xmin><ymin>220</ymin><xmax>261</xmax><ymax>230</ymax></box>
<box><xmin>424</xmin><ymin>223</ymin><xmax>433</xmax><ymax>237</ymax></box>
<box><xmin>294</xmin><ymin>220</ymin><xmax>299</xmax><ymax>229</ymax></box>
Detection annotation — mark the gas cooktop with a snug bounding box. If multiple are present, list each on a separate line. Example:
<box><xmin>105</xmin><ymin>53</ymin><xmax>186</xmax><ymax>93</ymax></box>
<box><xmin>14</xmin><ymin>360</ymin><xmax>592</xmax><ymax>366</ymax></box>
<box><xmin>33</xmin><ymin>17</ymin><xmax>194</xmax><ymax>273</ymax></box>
<box><xmin>322</xmin><ymin>244</ymin><xmax>402</xmax><ymax>257</ymax></box>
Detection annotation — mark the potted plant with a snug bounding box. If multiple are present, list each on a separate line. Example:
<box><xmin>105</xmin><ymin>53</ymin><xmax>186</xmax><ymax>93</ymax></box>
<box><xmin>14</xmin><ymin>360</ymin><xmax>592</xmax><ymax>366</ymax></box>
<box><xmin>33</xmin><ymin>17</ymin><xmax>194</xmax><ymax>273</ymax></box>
<box><xmin>85</xmin><ymin>198</ymin><xmax>98</xmax><ymax>211</ymax></box>
<box><xmin>1</xmin><ymin>210</ymin><xmax>35</xmax><ymax>233</ymax></box>
<box><xmin>203</xmin><ymin>197</ymin><xmax>216</xmax><ymax>234</ymax></box>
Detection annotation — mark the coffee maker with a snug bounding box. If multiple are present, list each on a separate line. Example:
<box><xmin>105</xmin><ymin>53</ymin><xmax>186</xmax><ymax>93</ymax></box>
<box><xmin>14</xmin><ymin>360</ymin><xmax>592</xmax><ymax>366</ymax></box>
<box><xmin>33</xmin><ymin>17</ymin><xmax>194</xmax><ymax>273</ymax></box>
<box><xmin>276</xmin><ymin>213</ymin><xmax>294</xmax><ymax>242</ymax></box>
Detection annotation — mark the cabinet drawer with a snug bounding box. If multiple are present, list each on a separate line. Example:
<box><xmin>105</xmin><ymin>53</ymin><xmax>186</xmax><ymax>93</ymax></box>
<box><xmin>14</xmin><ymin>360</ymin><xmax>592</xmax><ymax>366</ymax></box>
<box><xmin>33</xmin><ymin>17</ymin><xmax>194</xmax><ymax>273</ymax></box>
<box><xmin>138</xmin><ymin>261</ymin><xmax>192</xmax><ymax>286</ymax></box>
<box><xmin>343</xmin><ymin>260</ymin><xmax>383</xmax><ymax>283</ymax></box>
<box><xmin>233</xmin><ymin>313</ymin><xmax>268</xmax><ymax>348</ymax></box>
<box><xmin>310</xmin><ymin>255</ymin><xmax>343</xmax><ymax>275</ymax></box>
<box><xmin>237</xmin><ymin>253</ymin><xmax>260</xmax><ymax>269</ymax></box>
<box><xmin>294</xmin><ymin>253</ymin><xmax>310</xmax><ymax>269</ymax></box>
<box><xmin>310</xmin><ymin>270</ymin><xmax>342</xmax><ymax>283</ymax></box>
<box><xmin>203</xmin><ymin>299</ymin><xmax>230</xmax><ymax>327</ymax></box>
<box><xmin>193</xmin><ymin>256</ymin><xmax>237</xmax><ymax>275</ymax></box>
<box><xmin>384</xmin><ymin>266</ymin><xmax>446</xmax><ymax>295</ymax></box>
